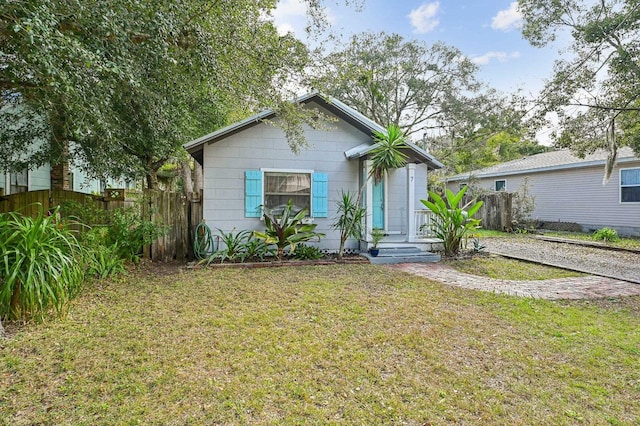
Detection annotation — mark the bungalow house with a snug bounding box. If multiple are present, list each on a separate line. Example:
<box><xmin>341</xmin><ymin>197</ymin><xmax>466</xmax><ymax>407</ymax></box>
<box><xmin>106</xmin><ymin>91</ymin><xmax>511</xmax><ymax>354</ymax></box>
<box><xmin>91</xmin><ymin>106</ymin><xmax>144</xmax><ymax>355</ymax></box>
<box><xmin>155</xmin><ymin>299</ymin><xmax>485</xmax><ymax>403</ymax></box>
<box><xmin>184</xmin><ymin>92</ymin><xmax>444</xmax><ymax>252</ymax></box>
<box><xmin>445</xmin><ymin>147</ymin><xmax>640</xmax><ymax>237</ymax></box>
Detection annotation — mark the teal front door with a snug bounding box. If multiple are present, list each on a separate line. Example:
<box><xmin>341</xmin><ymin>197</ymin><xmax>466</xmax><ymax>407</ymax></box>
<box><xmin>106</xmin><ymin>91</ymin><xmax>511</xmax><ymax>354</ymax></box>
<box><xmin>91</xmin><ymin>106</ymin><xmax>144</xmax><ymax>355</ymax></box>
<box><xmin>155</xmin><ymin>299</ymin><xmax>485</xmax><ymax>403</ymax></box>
<box><xmin>372</xmin><ymin>179</ymin><xmax>384</xmax><ymax>229</ymax></box>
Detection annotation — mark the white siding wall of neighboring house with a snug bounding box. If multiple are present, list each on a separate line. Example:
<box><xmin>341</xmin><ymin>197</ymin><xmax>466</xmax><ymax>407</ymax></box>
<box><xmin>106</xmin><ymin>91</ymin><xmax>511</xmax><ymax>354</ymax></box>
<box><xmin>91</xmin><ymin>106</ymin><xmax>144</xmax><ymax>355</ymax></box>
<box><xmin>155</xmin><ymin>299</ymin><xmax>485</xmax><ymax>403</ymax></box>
<box><xmin>0</xmin><ymin>173</ymin><xmax>4</xmax><ymax>195</ymax></box>
<box><xmin>447</xmin><ymin>160</ymin><xmax>640</xmax><ymax>236</ymax></box>
<box><xmin>28</xmin><ymin>164</ymin><xmax>51</xmax><ymax>191</ymax></box>
<box><xmin>202</xmin><ymin>102</ymin><xmax>372</xmax><ymax>251</ymax></box>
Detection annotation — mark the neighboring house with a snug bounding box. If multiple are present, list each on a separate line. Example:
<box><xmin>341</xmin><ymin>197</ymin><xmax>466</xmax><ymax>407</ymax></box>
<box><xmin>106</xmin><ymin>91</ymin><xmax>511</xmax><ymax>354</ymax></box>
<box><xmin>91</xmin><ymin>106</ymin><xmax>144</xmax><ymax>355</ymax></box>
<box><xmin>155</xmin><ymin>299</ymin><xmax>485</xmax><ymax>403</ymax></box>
<box><xmin>0</xmin><ymin>159</ymin><xmax>136</xmax><ymax>197</ymax></box>
<box><xmin>184</xmin><ymin>92</ymin><xmax>444</xmax><ymax>252</ymax></box>
<box><xmin>0</xmin><ymin>100</ymin><xmax>135</xmax><ymax>196</ymax></box>
<box><xmin>446</xmin><ymin>147</ymin><xmax>640</xmax><ymax>236</ymax></box>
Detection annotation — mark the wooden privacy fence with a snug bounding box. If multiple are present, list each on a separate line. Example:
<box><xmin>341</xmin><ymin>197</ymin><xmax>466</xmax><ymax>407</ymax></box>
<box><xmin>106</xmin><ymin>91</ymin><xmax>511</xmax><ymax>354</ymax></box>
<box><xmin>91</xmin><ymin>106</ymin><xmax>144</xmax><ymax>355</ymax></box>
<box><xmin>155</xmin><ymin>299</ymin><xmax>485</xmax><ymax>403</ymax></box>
<box><xmin>0</xmin><ymin>188</ymin><xmax>133</xmax><ymax>216</ymax></box>
<box><xmin>0</xmin><ymin>189</ymin><xmax>203</xmax><ymax>261</ymax></box>
<box><xmin>141</xmin><ymin>190</ymin><xmax>202</xmax><ymax>262</ymax></box>
<box><xmin>465</xmin><ymin>192</ymin><xmax>513</xmax><ymax>232</ymax></box>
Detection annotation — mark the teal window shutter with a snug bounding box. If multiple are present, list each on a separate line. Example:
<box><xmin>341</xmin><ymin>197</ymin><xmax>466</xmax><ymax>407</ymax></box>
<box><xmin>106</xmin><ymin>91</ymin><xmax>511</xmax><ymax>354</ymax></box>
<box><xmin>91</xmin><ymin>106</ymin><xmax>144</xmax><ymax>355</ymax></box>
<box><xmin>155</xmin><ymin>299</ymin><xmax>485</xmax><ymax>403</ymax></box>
<box><xmin>312</xmin><ymin>172</ymin><xmax>328</xmax><ymax>218</ymax></box>
<box><xmin>245</xmin><ymin>170</ymin><xmax>262</xmax><ymax>217</ymax></box>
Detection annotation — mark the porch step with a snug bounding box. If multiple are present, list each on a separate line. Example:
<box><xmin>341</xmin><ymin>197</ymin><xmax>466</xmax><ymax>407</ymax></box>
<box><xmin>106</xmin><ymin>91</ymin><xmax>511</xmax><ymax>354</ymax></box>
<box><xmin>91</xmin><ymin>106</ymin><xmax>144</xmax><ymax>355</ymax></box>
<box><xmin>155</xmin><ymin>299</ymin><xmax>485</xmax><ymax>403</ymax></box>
<box><xmin>362</xmin><ymin>246</ymin><xmax>441</xmax><ymax>265</ymax></box>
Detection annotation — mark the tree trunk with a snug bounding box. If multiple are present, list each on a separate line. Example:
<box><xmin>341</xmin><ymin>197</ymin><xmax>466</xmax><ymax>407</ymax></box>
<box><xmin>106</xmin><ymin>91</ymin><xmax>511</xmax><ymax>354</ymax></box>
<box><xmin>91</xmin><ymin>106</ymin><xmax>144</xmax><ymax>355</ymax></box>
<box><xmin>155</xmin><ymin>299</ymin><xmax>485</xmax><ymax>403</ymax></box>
<box><xmin>146</xmin><ymin>171</ymin><xmax>159</xmax><ymax>189</ymax></box>
<box><xmin>193</xmin><ymin>161</ymin><xmax>203</xmax><ymax>194</ymax></box>
<box><xmin>0</xmin><ymin>318</ymin><xmax>5</xmax><ymax>339</ymax></box>
<box><xmin>50</xmin><ymin>109</ymin><xmax>70</xmax><ymax>190</ymax></box>
<box><xmin>180</xmin><ymin>160</ymin><xmax>193</xmax><ymax>196</ymax></box>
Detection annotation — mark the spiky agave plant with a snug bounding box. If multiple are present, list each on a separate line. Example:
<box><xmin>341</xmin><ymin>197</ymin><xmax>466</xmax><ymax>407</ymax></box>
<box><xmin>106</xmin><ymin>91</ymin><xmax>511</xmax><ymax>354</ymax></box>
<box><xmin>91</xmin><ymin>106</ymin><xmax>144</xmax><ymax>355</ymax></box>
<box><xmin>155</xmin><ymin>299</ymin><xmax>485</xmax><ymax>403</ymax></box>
<box><xmin>0</xmin><ymin>206</ymin><xmax>84</xmax><ymax>320</ymax></box>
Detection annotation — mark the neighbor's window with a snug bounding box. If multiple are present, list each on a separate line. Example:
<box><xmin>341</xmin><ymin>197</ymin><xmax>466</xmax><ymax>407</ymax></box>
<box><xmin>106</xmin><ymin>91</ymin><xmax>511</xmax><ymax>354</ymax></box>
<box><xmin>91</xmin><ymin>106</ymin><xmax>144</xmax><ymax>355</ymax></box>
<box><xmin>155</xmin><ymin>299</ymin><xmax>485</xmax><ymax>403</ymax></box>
<box><xmin>621</xmin><ymin>168</ymin><xmax>640</xmax><ymax>203</ymax></box>
<box><xmin>495</xmin><ymin>180</ymin><xmax>506</xmax><ymax>191</ymax></box>
<box><xmin>264</xmin><ymin>171</ymin><xmax>311</xmax><ymax>215</ymax></box>
<box><xmin>9</xmin><ymin>168</ymin><xmax>28</xmax><ymax>194</ymax></box>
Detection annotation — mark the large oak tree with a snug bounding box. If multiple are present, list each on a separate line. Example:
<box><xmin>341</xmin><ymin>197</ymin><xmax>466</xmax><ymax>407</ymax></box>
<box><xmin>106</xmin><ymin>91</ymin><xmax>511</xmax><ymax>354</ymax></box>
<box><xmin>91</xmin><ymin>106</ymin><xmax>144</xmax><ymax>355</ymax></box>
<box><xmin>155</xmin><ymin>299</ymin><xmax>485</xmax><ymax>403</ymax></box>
<box><xmin>0</xmin><ymin>0</ymin><xmax>331</xmax><ymax>188</ymax></box>
<box><xmin>519</xmin><ymin>0</ymin><xmax>640</xmax><ymax>178</ymax></box>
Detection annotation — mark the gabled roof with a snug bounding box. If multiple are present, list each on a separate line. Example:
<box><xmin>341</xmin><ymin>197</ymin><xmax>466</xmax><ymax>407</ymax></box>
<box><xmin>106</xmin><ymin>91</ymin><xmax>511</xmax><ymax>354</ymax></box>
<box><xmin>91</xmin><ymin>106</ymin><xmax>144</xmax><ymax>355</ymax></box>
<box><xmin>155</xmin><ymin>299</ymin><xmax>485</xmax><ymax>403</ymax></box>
<box><xmin>184</xmin><ymin>92</ymin><xmax>443</xmax><ymax>170</ymax></box>
<box><xmin>447</xmin><ymin>147</ymin><xmax>639</xmax><ymax>182</ymax></box>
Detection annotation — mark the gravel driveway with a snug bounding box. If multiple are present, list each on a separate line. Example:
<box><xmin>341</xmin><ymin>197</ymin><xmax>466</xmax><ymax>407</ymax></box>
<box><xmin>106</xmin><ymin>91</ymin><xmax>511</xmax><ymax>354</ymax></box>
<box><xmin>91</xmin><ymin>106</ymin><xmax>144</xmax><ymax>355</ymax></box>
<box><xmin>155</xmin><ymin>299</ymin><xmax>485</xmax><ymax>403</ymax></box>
<box><xmin>483</xmin><ymin>236</ymin><xmax>640</xmax><ymax>284</ymax></box>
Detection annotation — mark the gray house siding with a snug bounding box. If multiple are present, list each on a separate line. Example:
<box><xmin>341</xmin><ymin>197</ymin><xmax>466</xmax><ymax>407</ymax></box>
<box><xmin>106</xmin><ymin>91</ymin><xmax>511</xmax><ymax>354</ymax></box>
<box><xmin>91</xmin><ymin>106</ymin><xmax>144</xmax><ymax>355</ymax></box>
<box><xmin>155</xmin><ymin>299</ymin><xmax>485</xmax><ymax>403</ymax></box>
<box><xmin>447</xmin><ymin>160</ymin><xmax>640</xmax><ymax>236</ymax></box>
<box><xmin>203</xmin><ymin>103</ymin><xmax>365</xmax><ymax>250</ymax></box>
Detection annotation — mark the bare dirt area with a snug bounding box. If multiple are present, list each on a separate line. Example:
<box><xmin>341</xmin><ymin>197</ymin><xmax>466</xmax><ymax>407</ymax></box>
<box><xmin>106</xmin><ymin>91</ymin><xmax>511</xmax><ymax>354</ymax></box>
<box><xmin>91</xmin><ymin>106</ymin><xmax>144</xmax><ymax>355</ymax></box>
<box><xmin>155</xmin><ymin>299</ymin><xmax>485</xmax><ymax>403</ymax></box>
<box><xmin>483</xmin><ymin>236</ymin><xmax>640</xmax><ymax>283</ymax></box>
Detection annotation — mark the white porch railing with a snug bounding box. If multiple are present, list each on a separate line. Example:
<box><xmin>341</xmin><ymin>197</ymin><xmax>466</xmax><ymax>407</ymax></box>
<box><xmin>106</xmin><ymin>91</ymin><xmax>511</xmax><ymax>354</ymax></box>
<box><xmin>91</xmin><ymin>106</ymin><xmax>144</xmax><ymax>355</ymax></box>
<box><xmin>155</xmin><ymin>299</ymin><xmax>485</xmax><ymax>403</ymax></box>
<box><xmin>414</xmin><ymin>210</ymin><xmax>438</xmax><ymax>238</ymax></box>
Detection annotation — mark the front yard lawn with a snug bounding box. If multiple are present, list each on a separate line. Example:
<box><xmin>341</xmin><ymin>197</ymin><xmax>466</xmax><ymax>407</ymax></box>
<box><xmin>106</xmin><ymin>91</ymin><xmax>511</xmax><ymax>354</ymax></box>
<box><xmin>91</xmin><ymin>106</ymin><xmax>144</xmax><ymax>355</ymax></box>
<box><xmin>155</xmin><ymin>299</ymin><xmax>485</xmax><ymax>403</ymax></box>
<box><xmin>1</xmin><ymin>264</ymin><xmax>638</xmax><ymax>424</ymax></box>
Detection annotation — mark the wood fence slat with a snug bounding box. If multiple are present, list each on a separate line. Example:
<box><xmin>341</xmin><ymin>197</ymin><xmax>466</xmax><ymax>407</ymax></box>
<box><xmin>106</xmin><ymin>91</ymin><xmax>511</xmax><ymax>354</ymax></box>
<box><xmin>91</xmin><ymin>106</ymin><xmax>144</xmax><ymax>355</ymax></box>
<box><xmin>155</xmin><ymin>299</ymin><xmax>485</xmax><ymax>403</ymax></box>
<box><xmin>1</xmin><ymin>188</ymin><xmax>202</xmax><ymax>261</ymax></box>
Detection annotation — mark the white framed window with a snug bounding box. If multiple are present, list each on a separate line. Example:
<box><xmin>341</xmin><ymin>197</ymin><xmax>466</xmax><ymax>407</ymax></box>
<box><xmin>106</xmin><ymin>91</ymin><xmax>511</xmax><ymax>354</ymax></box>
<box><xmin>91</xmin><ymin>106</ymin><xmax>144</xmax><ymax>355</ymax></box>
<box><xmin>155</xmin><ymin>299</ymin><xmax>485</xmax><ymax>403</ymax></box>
<box><xmin>495</xmin><ymin>180</ymin><xmax>506</xmax><ymax>191</ymax></box>
<box><xmin>620</xmin><ymin>168</ymin><xmax>640</xmax><ymax>203</ymax></box>
<box><xmin>263</xmin><ymin>170</ymin><xmax>312</xmax><ymax>215</ymax></box>
<box><xmin>9</xmin><ymin>168</ymin><xmax>28</xmax><ymax>194</ymax></box>
<box><xmin>245</xmin><ymin>169</ymin><xmax>328</xmax><ymax>218</ymax></box>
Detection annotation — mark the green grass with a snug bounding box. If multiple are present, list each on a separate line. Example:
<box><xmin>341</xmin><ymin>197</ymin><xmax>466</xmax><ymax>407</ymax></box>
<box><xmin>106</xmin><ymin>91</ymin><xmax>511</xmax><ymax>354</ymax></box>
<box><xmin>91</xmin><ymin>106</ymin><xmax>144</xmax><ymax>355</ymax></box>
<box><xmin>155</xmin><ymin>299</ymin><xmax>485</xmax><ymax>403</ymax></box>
<box><xmin>1</xmin><ymin>265</ymin><xmax>639</xmax><ymax>425</ymax></box>
<box><xmin>446</xmin><ymin>255</ymin><xmax>585</xmax><ymax>280</ymax></box>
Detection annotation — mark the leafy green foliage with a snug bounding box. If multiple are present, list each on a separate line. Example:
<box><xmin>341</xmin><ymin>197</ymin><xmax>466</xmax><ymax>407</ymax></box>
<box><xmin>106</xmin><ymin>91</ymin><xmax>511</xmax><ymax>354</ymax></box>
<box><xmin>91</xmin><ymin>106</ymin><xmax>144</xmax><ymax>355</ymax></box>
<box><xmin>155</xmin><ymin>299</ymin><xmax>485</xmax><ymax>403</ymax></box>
<box><xmin>369</xmin><ymin>124</ymin><xmax>408</xmax><ymax>182</ymax></box>
<box><xmin>254</xmin><ymin>200</ymin><xmax>325</xmax><ymax>260</ymax></box>
<box><xmin>421</xmin><ymin>186</ymin><xmax>484</xmax><ymax>256</ymax></box>
<box><xmin>107</xmin><ymin>209</ymin><xmax>167</xmax><ymax>261</ymax></box>
<box><xmin>593</xmin><ymin>227</ymin><xmax>620</xmax><ymax>243</ymax></box>
<box><xmin>292</xmin><ymin>244</ymin><xmax>324</xmax><ymax>260</ymax></box>
<box><xmin>0</xmin><ymin>0</ymin><xmax>335</xmax><ymax>186</ymax></box>
<box><xmin>0</xmin><ymin>207</ymin><xmax>84</xmax><ymax>320</ymax></box>
<box><xmin>311</xmin><ymin>32</ymin><xmax>480</xmax><ymax>137</ymax></box>
<box><xmin>204</xmin><ymin>229</ymin><xmax>252</xmax><ymax>264</ymax></box>
<box><xmin>61</xmin><ymin>199</ymin><xmax>111</xmax><ymax>225</ymax></box>
<box><xmin>519</xmin><ymin>0</ymin><xmax>640</xmax><ymax>171</ymax></box>
<box><xmin>84</xmin><ymin>242</ymin><xmax>127</xmax><ymax>279</ymax></box>
<box><xmin>331</xmin><ymin>190</ymin><xmax>365</xmax><ymax>258</ymax></box>
<box><xmin>370</xmin><ymin>228</ymin><xmax>385</xmax><ymax>249</ymax></box>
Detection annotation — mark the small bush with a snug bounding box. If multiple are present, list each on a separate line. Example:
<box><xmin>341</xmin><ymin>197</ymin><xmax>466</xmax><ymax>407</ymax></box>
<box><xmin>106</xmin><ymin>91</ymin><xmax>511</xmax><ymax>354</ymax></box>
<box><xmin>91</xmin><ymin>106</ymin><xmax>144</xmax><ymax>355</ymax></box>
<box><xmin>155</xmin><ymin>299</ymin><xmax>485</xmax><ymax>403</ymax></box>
<box><xmin>593</xmin><ymin>227</ymin><xmax>619</xmax><ymax>242</ymax></box>
<box><xmin>107</xmin><ymin>208</ymin><xmax>167</xmax><ymax>261</ymax></box>
<box><xmin>292</xmin><ymin>244</ymin><xmax>324</xmax><ymax>260</ymax></box>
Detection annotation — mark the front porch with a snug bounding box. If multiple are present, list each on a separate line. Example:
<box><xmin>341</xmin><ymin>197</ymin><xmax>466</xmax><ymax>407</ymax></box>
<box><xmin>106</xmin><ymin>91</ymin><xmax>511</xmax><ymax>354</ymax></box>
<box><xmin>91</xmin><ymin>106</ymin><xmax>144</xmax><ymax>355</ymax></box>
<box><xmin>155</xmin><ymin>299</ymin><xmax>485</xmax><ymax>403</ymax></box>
<box><xmin>359</xmin><ymin>210</ymin><xmax>443</xmax><ymax>264</ymax></box>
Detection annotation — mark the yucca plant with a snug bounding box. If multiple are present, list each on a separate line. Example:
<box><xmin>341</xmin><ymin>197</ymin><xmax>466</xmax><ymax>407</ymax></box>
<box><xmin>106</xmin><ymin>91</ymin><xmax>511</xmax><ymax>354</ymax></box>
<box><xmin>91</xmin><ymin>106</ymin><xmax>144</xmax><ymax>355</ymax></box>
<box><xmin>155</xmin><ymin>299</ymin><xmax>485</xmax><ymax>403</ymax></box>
<box><xmin>254</xmin><ymin>200</ymin><xmax>325</xmax><ymax>260</ymax></box>
<box><xmin>0</xmin><ymin>206</ymin><xmax>84</xmax><ymax>321</ymax></box>
<box><xmin>421</xmin><ymin>186</ymin><xmax>484</xmax><ymax>256</ymax></box>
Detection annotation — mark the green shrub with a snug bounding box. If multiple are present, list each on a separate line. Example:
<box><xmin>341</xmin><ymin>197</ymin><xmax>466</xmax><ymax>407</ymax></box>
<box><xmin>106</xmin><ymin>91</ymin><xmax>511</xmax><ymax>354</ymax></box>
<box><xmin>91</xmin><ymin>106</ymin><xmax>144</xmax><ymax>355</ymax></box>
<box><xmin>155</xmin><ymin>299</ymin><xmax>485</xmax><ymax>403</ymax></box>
<box><xmin>107</xmin><ymin>208</ymin><xmax>167</xmax><ymax>261</ymax></box>
<box><xmin>421</xmin><ymin>186</ymin><xmax>484</xmax><ymax>256</ymax></box>
<box><xmin>254</xmin><ymin>199</ymin><xmax>324</xmax><ymax>259</ymax></box>
<box><xmin>204</xmin><ymin>229</ymin><xmax>252</xmax><ymax>264</ymax></box>
<box><xmin>0</xmin><ymin>207</ymin><xmax>84</xmax><ymax>320</ymax></box>
<box><xmin>61</xmin><ymin>199</ymin><xmax>110</xmax><ymax>225</ymax></box>
<box><xmin>593</xmin><ymin>227</ymin><xmax>619</xmax><ymax>242</ymax></box>
<box><xmin>292</xmin><ymin>244</ymin><xmax>324</xmax><ymax>260</ymax></box>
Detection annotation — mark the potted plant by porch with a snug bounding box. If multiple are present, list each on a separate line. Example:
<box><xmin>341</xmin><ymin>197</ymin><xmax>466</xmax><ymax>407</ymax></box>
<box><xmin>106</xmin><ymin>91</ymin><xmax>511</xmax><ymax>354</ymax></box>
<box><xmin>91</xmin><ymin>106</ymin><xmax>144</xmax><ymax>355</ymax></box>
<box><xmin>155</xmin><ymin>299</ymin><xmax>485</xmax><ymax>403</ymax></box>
<box><xmin>369</xmin><ymin>228</ymin><xmax>385</xmax><ymax>257</ymax></box>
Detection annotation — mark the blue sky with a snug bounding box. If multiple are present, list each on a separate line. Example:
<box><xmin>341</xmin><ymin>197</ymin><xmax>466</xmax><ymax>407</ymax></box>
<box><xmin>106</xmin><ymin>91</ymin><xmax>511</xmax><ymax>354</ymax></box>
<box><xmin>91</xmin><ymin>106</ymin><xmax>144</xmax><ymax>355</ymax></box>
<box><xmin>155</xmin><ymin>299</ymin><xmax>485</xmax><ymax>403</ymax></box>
<box><xmin>273</xmin><ymin>0</ymin><xmax>564</xmax><ymax>98</ymax></box>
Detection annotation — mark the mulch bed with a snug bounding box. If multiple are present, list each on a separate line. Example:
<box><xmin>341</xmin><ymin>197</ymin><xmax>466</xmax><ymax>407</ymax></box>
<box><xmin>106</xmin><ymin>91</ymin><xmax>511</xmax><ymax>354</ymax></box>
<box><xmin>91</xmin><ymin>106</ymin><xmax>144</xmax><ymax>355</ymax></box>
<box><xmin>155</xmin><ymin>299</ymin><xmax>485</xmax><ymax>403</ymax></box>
<box><xmin>188</xmin><ymin>254</ymin><xmax>370</xmax><ymax>269</ymax></box>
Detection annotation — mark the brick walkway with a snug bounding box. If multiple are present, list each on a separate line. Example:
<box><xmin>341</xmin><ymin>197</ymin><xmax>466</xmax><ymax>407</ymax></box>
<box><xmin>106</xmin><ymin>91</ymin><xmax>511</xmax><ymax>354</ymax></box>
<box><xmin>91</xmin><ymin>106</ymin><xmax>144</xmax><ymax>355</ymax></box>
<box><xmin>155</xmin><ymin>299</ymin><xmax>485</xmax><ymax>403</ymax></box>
<box><xmin>388</xmin><ymin>263</ymin><xmax>640</xmax><ymax>300</ymax></box>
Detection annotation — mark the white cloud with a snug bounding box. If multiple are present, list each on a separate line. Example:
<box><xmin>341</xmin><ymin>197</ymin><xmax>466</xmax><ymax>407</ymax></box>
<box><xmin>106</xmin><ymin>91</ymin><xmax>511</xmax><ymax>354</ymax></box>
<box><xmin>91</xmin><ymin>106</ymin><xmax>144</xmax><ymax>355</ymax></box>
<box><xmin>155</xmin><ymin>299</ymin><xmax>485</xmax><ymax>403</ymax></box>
<box><xmin>471</xmin><ymin>51</ymin><xmax>521</xmax><ymax>65</ymax></box>
<box><xmin>491</xmin><ymin>2</ymin><xmax>522</xmax><ymax>31</ymax></box>
<box><xmin>276</xmin><ymin>23</ymin><xmax>295</xmax><ymax>36</ymax></box>
<box><xmin>408</xmin><ymin>2</ymin><xmax>440</xmax><ymax>34</ymax></box>
<box><xmin>273</xmin><ymin>0</ymin><xmax>308</xmax><ymax>36</ymax></box>
<box><xmin>273</xmin><ymin>0</ymin><xmax>307</xmax><ymax>20</ymax></box>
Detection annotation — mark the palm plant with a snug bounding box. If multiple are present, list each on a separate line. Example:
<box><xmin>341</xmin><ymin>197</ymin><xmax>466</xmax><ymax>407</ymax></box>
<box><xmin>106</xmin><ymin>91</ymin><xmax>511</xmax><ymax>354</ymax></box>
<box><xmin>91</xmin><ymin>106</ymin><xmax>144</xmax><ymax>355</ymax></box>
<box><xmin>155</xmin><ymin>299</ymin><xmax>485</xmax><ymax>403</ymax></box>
<box><xmin>335</xmin><ymin>124</ymin><xmax>408</xmax><ymax>258</ymax></box>
<box><xmin>0</xmin><ymin>206</ymin><xmax>84</xmax><ymax>321</ymax></box>
<box><xmin>420</xmin><ymin>186</ymin><xmax>484</xmax><ymax>256</ymax></box>
<box><xmin>332</xmin><ymin>190</ymin><xmax>366</xmax><ymax>258</ymax></box>
<box><xmin>254</xmin><ymin>200</ymin><xmax>325</xmax><ymax>259</ymax></box>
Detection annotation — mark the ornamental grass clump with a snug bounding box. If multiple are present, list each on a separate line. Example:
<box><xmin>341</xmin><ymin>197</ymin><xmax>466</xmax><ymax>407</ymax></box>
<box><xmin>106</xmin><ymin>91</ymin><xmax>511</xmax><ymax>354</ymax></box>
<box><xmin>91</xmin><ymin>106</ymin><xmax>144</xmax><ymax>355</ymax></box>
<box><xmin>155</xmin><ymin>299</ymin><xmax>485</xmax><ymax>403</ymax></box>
<box><xmin>0</xmin><ymin>206</ymin><xmax>84</xmax><ymax>321</ymax></box>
